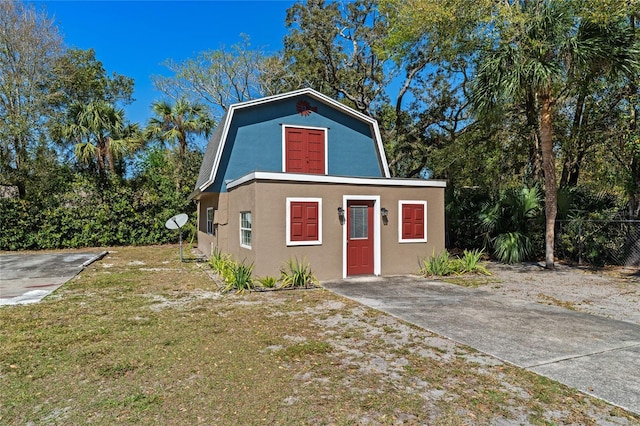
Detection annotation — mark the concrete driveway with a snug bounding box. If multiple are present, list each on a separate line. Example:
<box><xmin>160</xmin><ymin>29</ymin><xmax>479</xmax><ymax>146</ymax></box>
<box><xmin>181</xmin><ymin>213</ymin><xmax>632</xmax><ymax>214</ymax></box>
<box><xmin>0</xmin><ymin>252</ymin><xmax>106</xmax><ymax>306</ymax></box>
<box><xmin>323</xmin><ymin>275</ymin><xmax>640</xmax><ymax>415</ymax></box>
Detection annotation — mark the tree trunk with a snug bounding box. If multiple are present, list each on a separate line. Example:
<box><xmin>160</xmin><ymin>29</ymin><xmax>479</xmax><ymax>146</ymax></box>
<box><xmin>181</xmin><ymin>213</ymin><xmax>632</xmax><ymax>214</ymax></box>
<box><xmin>628</xmin><ymin>11</ymin><xmax>639</xmax><ymax>218</ymax></box>
<box><xmin>540</xmin><ymin>91</ymin><xmax>557</xmax><ymax>269</ymax></box>
<box><xmin>105</xmin><ymin>138</ymin><xmax>115</xmax><ymax>173</ymax></box>
<box><xmin>560</xmin><ymin>91</ymin><xmax>586</xmax><ymax>188</ymax></box>
<box><xmin>567</xmin><ymin>150</ymin><xmax>584</xmax><ymax>187</ymax></box>
<box><xmin>525</xmin><ymin>89</ymin><xmax>543</xmax><ymax>182</ymax></box>
<box><xmin>631</xmin><ymin>157</ymin><xmax>640</xmax><ymax>218</ymax></box>
<box><xmin>560</xmin><ymin>156</ymin><xmax>572</xmax><ymax>188</ymax></box>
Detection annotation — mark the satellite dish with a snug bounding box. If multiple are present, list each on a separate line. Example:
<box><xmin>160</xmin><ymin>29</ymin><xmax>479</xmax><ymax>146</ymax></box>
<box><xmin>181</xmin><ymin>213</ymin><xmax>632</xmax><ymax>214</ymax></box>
<box><xmin>165</xmin><ymin>213</ymin><xmax>188</xmax><ymax>230</ymax></box>
<box><xmin>165</xmin><ymin>213</ymin><xmax>188</xmax><ymax>262</ymax></box>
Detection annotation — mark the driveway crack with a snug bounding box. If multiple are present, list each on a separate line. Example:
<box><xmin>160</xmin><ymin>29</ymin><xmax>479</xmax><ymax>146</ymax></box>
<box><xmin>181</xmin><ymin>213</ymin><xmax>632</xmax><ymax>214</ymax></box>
<box><xmin>527</xmin><ymin>342</ymin><xmax>640</xmax><ymax>368</ymax></box>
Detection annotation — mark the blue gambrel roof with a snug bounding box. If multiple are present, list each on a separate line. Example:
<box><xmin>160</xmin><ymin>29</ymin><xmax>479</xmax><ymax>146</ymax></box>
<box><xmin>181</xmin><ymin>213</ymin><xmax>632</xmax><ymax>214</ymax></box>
<box><xmin>190</xmin><ymin>88</ymin><xmax>391</xmax><ymax>199</ymax></box>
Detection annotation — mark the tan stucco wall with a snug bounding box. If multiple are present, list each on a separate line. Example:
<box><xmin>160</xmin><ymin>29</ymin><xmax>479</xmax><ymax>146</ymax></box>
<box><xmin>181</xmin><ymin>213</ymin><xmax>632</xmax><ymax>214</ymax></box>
<box><xmin>197</xmin><ymin>179</ymin><xmax>445</xmax><ymax>280</ymax></box>
<box><xmin>378</xmin><ymin>186</ymin><xmax>445</xmax><ymax>275</ymax></box>
<box><xmin>202</xmin><ymin>180</ymin><xmax>444</xmax><ymax>281</ymax></box>
<box><xmin>224</xmin><ymin>184</ymin><xmax>257</xmax><ymax>266</ymax></box>
<box><xmin>195</xmin><ymin>192</ymin><xmax>223</xmax><ymax>257</ymax></box>
<box><xmin>253</xmin><ymin>181</ymin><xmax>344</xmax><ymax>280</ymax></box>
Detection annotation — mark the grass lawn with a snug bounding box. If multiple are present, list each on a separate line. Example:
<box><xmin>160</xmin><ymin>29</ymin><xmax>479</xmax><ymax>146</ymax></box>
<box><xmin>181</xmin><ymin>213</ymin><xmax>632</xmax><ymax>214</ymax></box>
<box><xmin>1</xmin><ymin>245</ymin><xmax>638</xmax><ymax>425</ymax></box>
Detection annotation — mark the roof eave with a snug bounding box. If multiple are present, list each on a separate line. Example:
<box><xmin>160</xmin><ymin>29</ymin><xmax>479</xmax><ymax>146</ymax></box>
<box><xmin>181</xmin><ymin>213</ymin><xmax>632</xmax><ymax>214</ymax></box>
<box><xmin>226</xmin><ymin>171</ymin><xmax>447</xmax><ymax>191</ymax></box>
<box><xmin>188</xmin><ymin>188</ymin><xmax>202</xmax><ymax>201</ymax></box>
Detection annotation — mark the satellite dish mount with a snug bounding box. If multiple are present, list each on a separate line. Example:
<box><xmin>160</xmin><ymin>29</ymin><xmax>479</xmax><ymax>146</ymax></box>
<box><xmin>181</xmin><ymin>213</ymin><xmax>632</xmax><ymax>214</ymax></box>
<box><xmin>165</xmin><ymin>213</ymin><xmax>188</xmax><ymax>262</ymax></box>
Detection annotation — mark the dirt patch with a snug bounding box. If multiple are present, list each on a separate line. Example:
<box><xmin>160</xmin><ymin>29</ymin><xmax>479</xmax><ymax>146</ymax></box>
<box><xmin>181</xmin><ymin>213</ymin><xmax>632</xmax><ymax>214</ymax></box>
<box><xmin>448</xmin><ymin>262</ymin><xmax>640</xmax><ymax>325</ymax></box>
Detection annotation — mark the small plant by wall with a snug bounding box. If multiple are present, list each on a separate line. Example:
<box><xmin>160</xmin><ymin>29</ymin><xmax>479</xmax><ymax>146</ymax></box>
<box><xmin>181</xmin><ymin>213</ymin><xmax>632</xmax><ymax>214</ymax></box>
<box><xmin>209</xmin><ymin>251</ymin><xmax>319</xmax><ymax>292</ymax></box>
<box><xmin>459</xmin><ymin>249</ymin><xmax>490</xmax><ymax>275</ymax></box>
<box><xmin>209</xmin><ymin>249</ymin><xmax>254</xmax><ymax>293</ymax></box>
<box><xmin>257</xmin><ymin>276</ymin><xmax>278</xmax><ymax>288</ymax></box>
<box><xmin>420</xmin><ymin>250</ymin><xmax>457</xmax><ymax>276</ymax></box>
<box><xmin>210</xmin><ymin>248</ymin><xmax>232</xmax><ymax>274</ymax></box>
<box><xmin>420</xmin><ymin>249</ymin><xmax>490</xmax><ymax>277</ymax></box>
<box><xmin>280</xmin><ymin>257</ymin><xmax>319</xmax><ymax>288</ymax></box>
<box><xmin>223</xmin><ymin>260</ymin><xmax>254</xmax><ymax>294</ymax></box>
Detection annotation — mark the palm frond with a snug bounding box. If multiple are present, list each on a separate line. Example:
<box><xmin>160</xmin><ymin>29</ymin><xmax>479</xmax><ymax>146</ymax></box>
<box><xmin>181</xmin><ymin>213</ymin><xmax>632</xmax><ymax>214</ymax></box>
<box><xmin>493</xmin><ymin>231</ymin><xmax>532</xmax><ymax>264</ymax></box>
<box><xmin>74</xmin><ymin>141</ymin><xmax>97</xmax><ymax>165</ymax></box>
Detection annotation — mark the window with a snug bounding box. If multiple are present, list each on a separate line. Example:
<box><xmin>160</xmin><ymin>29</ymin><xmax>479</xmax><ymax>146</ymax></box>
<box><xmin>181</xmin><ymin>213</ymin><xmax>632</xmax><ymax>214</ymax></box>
<box><xmin>399</xmin><ymin>200</ymin><xmax>427</xmax><ymax>243</ymax></box>
<box><xmin>349</xmin><ymin>205</ymin><xmax>368</xmax><ymax>239</ymax></box>
<box><xmin>240</xmin><ymin>211</ymin><xmax>252</xmax><ymax>249</ymax></box>
<box><xmin>286</xmin><ymin>198</ymin><xmax>322</xmax><ymax>246</ymax></box>
<box><xmin>206</xmin><ymin>208</ymin><xmax>214</xmax><ymax>235</ymax></box>
<box><xmin>283</xmin><ymin>126</ymin><xmax>327</xmax><ymax>174</ymax></box>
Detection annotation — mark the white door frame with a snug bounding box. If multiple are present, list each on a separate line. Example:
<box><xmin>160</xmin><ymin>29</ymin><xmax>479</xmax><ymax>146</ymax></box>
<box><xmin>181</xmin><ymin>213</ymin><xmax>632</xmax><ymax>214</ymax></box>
<box><xmin>342</xmin><ymin>195</ymin><xmax>381</xmax><ymax>278</ymax></box>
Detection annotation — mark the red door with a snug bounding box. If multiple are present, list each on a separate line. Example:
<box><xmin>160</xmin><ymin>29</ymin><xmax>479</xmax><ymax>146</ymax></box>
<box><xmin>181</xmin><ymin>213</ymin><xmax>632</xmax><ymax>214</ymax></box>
<box><xmin>285</xmin><ymin>127</ymin><xmax>325</xmax><ymax>174</ymax></box>
<box><xmin>347</xmin><ymin>200</ymin><xmax>374</xmax><ymax>275</ymax></box>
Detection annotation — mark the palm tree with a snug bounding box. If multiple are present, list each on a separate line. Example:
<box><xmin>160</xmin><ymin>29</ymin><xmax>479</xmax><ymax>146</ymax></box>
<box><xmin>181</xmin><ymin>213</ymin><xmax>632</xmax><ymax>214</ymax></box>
<box><xmin>472</xmin><ymin>1</ymin><xmax>639</xmax><ymax>268</ymax></box>
<box><xmin>146</xmin><ymin>98</ymin><xmax>213</xmax><ymax>157</ymax></box>
<box><xmin>65</xmin><ymin>100</ymin><xmax>141</xmax><ymax>179</ymax></box>
<box><xmin>145</xmin><ymin>98</ymin><xmax>213</xmax><ymax>190</ymax></box>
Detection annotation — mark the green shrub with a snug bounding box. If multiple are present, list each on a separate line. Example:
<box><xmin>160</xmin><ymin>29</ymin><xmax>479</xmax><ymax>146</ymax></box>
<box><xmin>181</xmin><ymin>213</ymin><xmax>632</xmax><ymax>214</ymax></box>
<box><xmin>479</xmin><ymin>186</ymin><xmax>541</xmax><ymax>263</ymax></box>
<box><xmin>420</xmin><ymin>250</ymin><xmax>459</xmax><ymax>276</ymax></box>
<box><xmin>223</xmin><ymin>260</ymin><xmax>254</xmax><ymax>294</ymax></box>
<box><xmin>0</xmin><ymin>150</ymin><xmax>201</xmax><ymax>250</ymax></box>
<box><xmin>220</xmin><ymin>260</ymin><xmax>254</xmax><ymax>293</ymax></box>
<box><xmin>257</xmin><ymin>276</ymin><xmax>278</xmax><ymax>288</ymax></box>
<box><xmin>557</xmin><ymin>218</ymin><xmax>630</xmax><ymax>267</ymax></box>
<box><xmin>420</xmin><ymin>249</ymin><xmax>490</xmax><ymax>276</ymax></box>
<box><xmin>210</xmin><ymin>248</ymin><xmax>232</xmax><ymax>274</ymax></box>
<box><xmin>459</xmin><ymin>249</ymin><xmax>491</xmax><ymax>275</ymax></box>
<box><xmin>280</xmin><ymin>258</ymin><xmax>318</xmax><ymax>288</ymax></box>
<box><xmin>493</xmin><ymin>232</ymin><xmax>531</xmax><ymax>264</ymax></box>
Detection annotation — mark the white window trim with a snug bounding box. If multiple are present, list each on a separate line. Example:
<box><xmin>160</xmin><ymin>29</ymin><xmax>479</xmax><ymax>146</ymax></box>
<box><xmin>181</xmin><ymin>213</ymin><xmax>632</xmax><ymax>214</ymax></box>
<box><xmin>286</xmin><ymin>197</ymin><xmax>322</xmax><ymax>246</ymax></box>
<box><xmin>342</xmin><ymin>195</ymin><xmax>381</xmax><ymax>278</ymax></box>
<box><xmin>240</xmin><ymin>211</ymin><xmax>252</xmax><ymax>249</ymax></box>
<box><xmin>398</xmin><ymin>200</ymin><xmax>427</xmax><ymax>243</ymax></box>
<box><xmin>281</xmin><ymin>125</ymin><xmax>329</xmax><ymax>175</ymax></box>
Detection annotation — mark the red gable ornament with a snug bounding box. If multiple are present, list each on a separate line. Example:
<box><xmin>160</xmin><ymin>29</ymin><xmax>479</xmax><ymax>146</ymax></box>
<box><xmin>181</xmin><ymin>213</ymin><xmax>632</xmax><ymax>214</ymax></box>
<box><xmin>296</xmin><ymin>99</ymin><xmax>318</xmax><ymax>116</ymax></box>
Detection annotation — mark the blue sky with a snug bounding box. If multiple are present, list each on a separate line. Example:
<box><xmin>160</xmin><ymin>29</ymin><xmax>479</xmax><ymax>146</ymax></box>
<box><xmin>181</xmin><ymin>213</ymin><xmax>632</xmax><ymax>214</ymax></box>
<box><xmin>34</xmin><ymin>1</ymin><xmax>296</xmax><ymax>127</ymax></box>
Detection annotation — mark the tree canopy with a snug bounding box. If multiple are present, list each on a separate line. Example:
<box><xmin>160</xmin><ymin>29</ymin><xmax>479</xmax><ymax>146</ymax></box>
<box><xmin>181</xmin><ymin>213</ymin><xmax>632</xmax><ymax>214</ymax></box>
<box><xmin>2</xmin><ymin>0</ymin><xmax>639</xmax><ymax>267</ymax></box>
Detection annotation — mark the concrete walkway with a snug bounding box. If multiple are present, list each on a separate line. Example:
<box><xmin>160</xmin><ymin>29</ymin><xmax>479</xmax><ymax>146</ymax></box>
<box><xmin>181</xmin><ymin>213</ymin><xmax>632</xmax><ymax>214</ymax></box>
<box><xmin>322</xmin><ymin>275</ymin><xmax>640</xmax><ymax>415</ymax></box>
<box><xmin>0</xmin><ymin>252</ymin><xmax>106</xmax><ymax>306</ymax></box>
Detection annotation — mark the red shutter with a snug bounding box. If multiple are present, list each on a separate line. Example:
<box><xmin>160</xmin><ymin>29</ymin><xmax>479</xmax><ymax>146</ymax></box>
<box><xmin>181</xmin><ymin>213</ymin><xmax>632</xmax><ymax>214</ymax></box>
<box><xmin>290</xmin><ymin>202</ymin><xmax>319</xmax><ymax>241</ymax></box>
<box><xmin>285</xmin><ymin>128</ymin><xmax>305</xmax><ymax>173</ymax></box>
<box><xmin>290</xmin><ymin>202</ymin><xmax>305</xmax><ymax>240</ymax></box>
<box><xmin>285</xmin><ymin>127</ymin><xmax>325</xmax><ymax>174</ymax></box>
<box><xmin>306</xmin><ymin>130</ymin><xmax>325</xmax><ymax>174</ymax></box>
<box><xmin>402</xmin><ymin>203</ymin><xmax>425</xmax><ymax>240</ymax></box>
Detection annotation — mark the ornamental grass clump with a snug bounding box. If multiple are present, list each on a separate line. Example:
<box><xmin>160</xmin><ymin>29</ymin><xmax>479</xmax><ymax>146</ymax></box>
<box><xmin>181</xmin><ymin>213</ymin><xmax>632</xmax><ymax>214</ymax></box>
<box><xmin>459</xmin><ymin>249</ymin><xmax>490</xmax><ymax>275</ymax></box>
<box><xmin>223</xmin><ymin>260</ymin><xmax>254</xmax><ymax>294</ymax></box>
<box><xmin>280</xmin><ymin>257</ymin><xmax>318</xmax><ymax>288</ymax></box>
<box><xmin>420</xmin><ymin>249</ymin><xmax>490</xmax><ymax>277</ymax></box>
<box><xmin>210</xmin><ymin>248</ymin><xmax>232</xmax><ymax>274</ymax></box>
<box><xmin>210</xmin><ymin>249</ymin><xmax>254</xmax><ymax>293</ymax></box>
<box><xmin>420</xmin><ymin>250</ymin><xmax>457</xmax><ymax>276</ymax></box>
<box><xmin>257</xmin><ymin>276</ymin><xmax>278</xmax><ymax>289</ymax></box>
